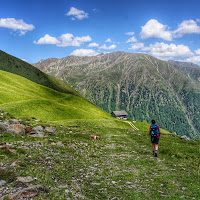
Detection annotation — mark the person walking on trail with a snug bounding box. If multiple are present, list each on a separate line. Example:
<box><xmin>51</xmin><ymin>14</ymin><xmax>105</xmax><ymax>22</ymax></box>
<box><xmin>149</xmin><ymin>120</ymin><xmax>161</xmax><ymax>157</ymax></box>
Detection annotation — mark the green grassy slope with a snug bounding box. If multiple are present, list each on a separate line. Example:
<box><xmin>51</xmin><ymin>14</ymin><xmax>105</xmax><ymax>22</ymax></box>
<box><xmin>0</xmin><ymin>50</ymin><xmax>81</xmax><ymax>97</ymax></box>
<box><xmin>0</xmin><ymin>69</ymin><xmax>110</xmax><ymax>121</ymax></box>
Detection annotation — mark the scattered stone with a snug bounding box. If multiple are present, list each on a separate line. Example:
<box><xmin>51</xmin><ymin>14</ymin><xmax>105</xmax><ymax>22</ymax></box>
<box><xmin>10</xmin><ymin>162</ymin><xmax>18</xmax><ymax>167</ymax></box>
<box><xmin>7</xmin><ymin>124</ymin><xmax>25</xmax><ymax>135</ymax></box>
<box><xmin>35</xmin><ymin>119</ymin><xmax>41</xmax><ymax>122</ymax></box>
<box><xmin>26</xmin><ymin>127</ymin><xmax>33</xmax><ymax>133</ymax></box>
<box><xmin>0</xmin><ymin>180</ymin><xmax>6</xmax><ymax>187</ymax></box>
<box><xmin>0</xmin><ymin>122</ymin><xmax>7</xmax><ymax>132</ymax></box>
<box><xmin>65</xmin><ymin>189</ymin><xmax>69</xmax><ymax>193</ymax></box>
<box><xmin>71</xmin><ymin>180</ymin><xmax>81</xmax><ymax>190</ymax></box>
<box><xmin>111</xmin><ymin>181</ymin><xmax>117</xmax><ymax>184</ymax></box>
<box><xmin>33</xmin><ymin>126</ymin><xmax>44</xmax><ymax>134</ymax></box>
<box><xmin>0</xmin><ymin>142</ymin><xmax>9</xmax><ymax>151</ymax></box>
<box><xmin>17</xmin><ymin>176</ymin><xmax>34</xmax><ymax>183</ymax></box>
<box><xmin>9</xmin><ymin>119</ymin><xmax>19</xmax><ymax>124</ymax></box>
<box><xmin>51</xmin><ymin>142</ymin><xmax>64</xmax><ymax>147</ymax></box>
<box><xmin>45</xmin><ymin>127</ymin><xmax>57</xmax><ymax>135</ymax></box>
<box><xmin>182</xmin><ymin>187</ymin><xmax>187</xmax><ymax>190</ymax></box>
<box><xmin>14</xmin><ymin>181</ymin><xmax>28</xmax><ymax>188</ymax></box>
<box><xmin>7</xmin><ymin>185</ymin><xmax>45</xmax><ymax>200</ymax></box>
<box><xmin>180</xmin><ymin>195</ymin><xmax>185</xmax><ymax>198</ymax></box>
<box><xmin>126</xmin><ymin>181</ymin><xmax>132</xmax><ymax>184</ymax></box>
<box><xmin>181</xmin><ymin>135</ymin><xmax>190</xmax><ymax>140</ymax></box>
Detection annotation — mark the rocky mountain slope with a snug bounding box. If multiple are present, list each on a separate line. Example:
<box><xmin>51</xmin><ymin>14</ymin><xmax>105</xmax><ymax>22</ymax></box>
<box><xmin>34</xmin><ymin>52</ymin><xmax>200</xmax><ymax>139</ymax></box>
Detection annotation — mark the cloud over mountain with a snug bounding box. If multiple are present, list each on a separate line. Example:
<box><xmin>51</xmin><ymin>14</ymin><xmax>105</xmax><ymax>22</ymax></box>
<box><xmin>142</xmin><ymin>42</ymin><xmax>193</xmax><ymax>59</ymax></box>
<box><xmin>70</xmin><ymin>49</ymin><xmax>98</xmax><ymax>56</ymax></box>
<box><xmin>34</xmin><ymin>33</ymin><xmax>92</xmax><ymax>47</ymax></box>
<box><xmin>140</xmin><ymin>19</ymin><xmax>172</xmax><ymax>41</ymax></box>
<box><xmin>99</xmin><ymin>44</ymin><xmax>116</xmax><ymax>50</ymax></box>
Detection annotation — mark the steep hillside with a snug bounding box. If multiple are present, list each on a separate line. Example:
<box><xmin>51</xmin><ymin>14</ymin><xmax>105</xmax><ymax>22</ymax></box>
<box><xmin>168</xmin><ymin>60</ymin><xmax>200</xmax><ymax>82</ymax></box>
<box><xmin>0</xmin><ymin>50</ymin><xmax>81</xmax><ymax>97</ymax></box>
<box><xmin>34</xmin><ymin>52</ymin><xmax>200</xmax><ymax>139</ymax></box>
<box><xmin>0</xmin><ymin>70</ymin><xmax>110</xmax><ymax>121</ymax></box>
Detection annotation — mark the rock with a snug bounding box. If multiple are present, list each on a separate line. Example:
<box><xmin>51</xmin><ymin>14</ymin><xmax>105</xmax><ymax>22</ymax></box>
<box><xmin>9</xmin><ymin>119</ymin><xmax>19</xmax><ymax>124</ymax></box>
<box><xmin>26</xmin><ymin>127</ymin><xmax>33</xmax><ymax>133</ymax></box>
<box><xmin>111</xmin><ymin>181</ymin><xmax>117</xmax><ymax>184</ymax></box>
<box><xmin>7</xmin><ymin>124</ymin><xmax>25</xmax><ymax>135</ymax></box>
<box><xmin>10</xmin><ymin>162</ymin><xmax>19</xmax><ymax>167</ymax></box>
<box><xmin>180</xmin><ymin>195</ymin><xmax>185</xmax><ymax>198</ymax></box>
<box><xmin>29</xmin><ymin>133</ymin><xmax>45</xmax><ymax>138</ymax></box>
<box><xmin>35</xmin><ymin>119</ymin><xmax>41</xmax><ymax>122</ymax></box>
<box><xmin>65</xmin><ymin>189</ymin><xmax>69</xmax><ymax>193</ymax></box>
<box><xmin>17</xmin><ymin>176</ymin><xmax>34</xmax><ymax>183</ymax></box>
<box><xmin>33</xmin><ymin>126</ymin><xmax>44</xmax><ymax>135</ymax></box>
<box><xmin>0</xmin><ymin>122</ymin><xmax>7</xmax><ymax>131</ymax></box>
<box><xmin>0</xmin><ymin>180</ymin><xmax>6</xmax><ymax>187</ymax></box>
<box><xmin>0</xmin><ymin>142</ymin><xmax>9</xmax><ymax>151</ymax></box>
<box><xmin>181</xmin><ymin>135</ymin><xmax>191</xmax><ymax>140</ymax></box>
<box><xmin>45</xmin><ymin>127</ymin><xmax>57</xmax><ymax>135</ymax></box>
<box><xmin>51</xmin><ymin>142</ymin><xmax>64</xmax><ymax>147</ymax></box>
<box><xmin>7</xmin><ymin>185</ymin><xmax>45</xmax><ymax>200</ymax></box>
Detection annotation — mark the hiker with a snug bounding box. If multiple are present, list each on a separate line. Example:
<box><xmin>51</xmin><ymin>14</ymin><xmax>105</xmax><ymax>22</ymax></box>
<box><xmin>149</xmin><ymin>120</ymin><xmax>161</xmax><ymax>157</ymax></box>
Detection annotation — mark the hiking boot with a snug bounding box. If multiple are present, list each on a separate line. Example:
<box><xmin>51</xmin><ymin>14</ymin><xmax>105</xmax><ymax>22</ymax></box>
<box><xmin>154</xmin><ymin>152</ymin><xmax>158</xmax><ymax>157</ymax></box>
<box><xmin>153</xmin><ymin>151</ymin><xmax>155</xmax><ymax>156</ymax></box>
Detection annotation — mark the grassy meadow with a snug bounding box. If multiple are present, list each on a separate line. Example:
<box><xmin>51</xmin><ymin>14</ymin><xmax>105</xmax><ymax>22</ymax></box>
<box><xmin>0</xmin><ymin>70</ymin><xmax>109</xmax><ymax>121</ymax></box>
<box><xmin>0</xmin><ymin>118</ymin><xmax>199</xmax><ymax>199</ymax></box>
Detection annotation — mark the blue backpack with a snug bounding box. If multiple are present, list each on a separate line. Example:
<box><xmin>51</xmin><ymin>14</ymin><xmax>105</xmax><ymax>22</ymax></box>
<box><xmin>150</xmin><ymin>124</ymin><xmax>159</xmax><ymax>137</ymax></box>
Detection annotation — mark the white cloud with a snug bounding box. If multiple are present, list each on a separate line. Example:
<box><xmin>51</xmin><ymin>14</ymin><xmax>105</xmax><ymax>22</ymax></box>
<box><xmin>129</xmin><ymin>43</ymin><xmax>144</xmax><ymax>50</ymax></box>
<box><xmin>88</xmin><ymin>42</ymin><xmax>99</xmax><ymax>47</ymax></box>
<box><xmin>195</xmin><ymin>49</ymin><xmax>200</xmax><ymax>55</ymax></box>
<box><xmin>70</xmin><ymin>49</ymin><xmax>99</xmax><ymax>56</ymax></box>
<box><xmin>105</xmin><ymin>38</ymin><xmax>112</xmax><ymax>43</ymax></box>
<box><xmin>140</xmin><ymin>19</ymin><xmax>172</xmax><ymax>41</ymax></box>
<box><xmin>34</xmin><ymin>33</ymin><xmax>92</xmax><ymax>47</ymax></box>
<box><xmin>66</xmin><ymin>7</ymin><xmax>88</xmax><ymax>20</ymax></box>
<box><xmin>126</xmin><ymin>36</ymin><xmax>137</xmax><ymax>43</ymax></box>
<box><xmin>58</xmin><ymin>34</ymin><xmax>91</xmax><ymax>47</ymax></box>
<box><xmin>0</xmin><ymin>18</ymin><xmax>34</xmax><ymax>35</ymax></box>
<box><xmin>34</xmin><ymin>34</ymin><xmax>59</xmax><ymax>44</ymax></box>
<box><xmin>99</xmin><ymin>44</ymin><xmax>116</xmax><ymax>50</ymax></box>
<box><xmin>173</xmin><ymin>20</ymin><xmax>200</xmax><ymax>38</ymax></box>
<box><xmin>125</xmin><ymin>32</ymin><xmax>135</xmax><ymax>36</ymax></box>
<box><xmin>184</xmin><ymin>56</ymin><xmax>200</xmax><ymax>64</ymax></box>
<box><xmin>143</xmin><ymin>42</ymin><xmax>193</xmax><ymax>60</ymax></box>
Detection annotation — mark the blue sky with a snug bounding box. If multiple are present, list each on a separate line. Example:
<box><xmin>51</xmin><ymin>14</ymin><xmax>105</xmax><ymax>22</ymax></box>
<box><xmin>1</xmin><ymin>0</ymin><xmax>200</xmax><ymax>64</ymax></box>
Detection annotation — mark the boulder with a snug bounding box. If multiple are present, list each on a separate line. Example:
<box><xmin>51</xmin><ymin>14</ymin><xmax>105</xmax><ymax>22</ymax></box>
<box><xmin>0</xmin><ymin>180</ymin><xmax>6</xmax><ymax>187</ymax></box>
<box><xmin>180</xmin><ymin>135</ymin><xmax>191</xmax><ymax>140</ymax></box>
<box><xmin>0</xmin><ymin>122</ymin><xmax>7</xmax><ymax>132</ymax></box>
<box><xmin>45</xmin><ymin>127</ymin><xmax>57</xmax><ymax>135</ymax></box>
<box><xmin>32</xmin><ymin>126</ymin><xmax>44</xmax><ymax>136</ymax></box>
<box><xmin>7</xmin><ymin>185</ymin><xmax>45</xmax><ymax>200</ymax></box>
<box><xmin>7</xmin><ymin>124</ymin><xmax>25</xmax><ymax>135</ymax></box>
<box><xmin>17</xmin><ymin>176</ymin><xmax>34</xmax><ymax>183</ymax></box>
<box><xmin>9</xmin><ymin>119</ymin><xmax>19</xmax><ymax>124</ymax></box>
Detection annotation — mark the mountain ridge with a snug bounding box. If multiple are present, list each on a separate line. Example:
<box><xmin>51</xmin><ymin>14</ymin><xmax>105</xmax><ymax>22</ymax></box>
<box><xmin>34</xmin><ymin>51</ymin><xmax>200</xmax><ymax>139</ymax></box>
